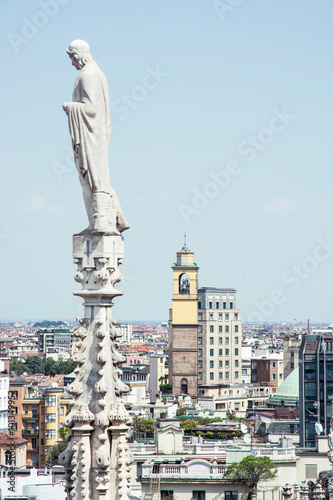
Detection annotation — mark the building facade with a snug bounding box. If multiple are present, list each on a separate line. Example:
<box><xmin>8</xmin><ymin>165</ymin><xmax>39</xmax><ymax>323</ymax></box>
<box><xmin>149</xmin><ymin>355</ymin><xmax>169</xmax><ymax>402</ymax></box>
<box><xmin>283</xmin><ymin>335</ymin><xmax>301</xmax><ymax>379</ymax></box>
<box><xmin>38</xmin><ymin>329</ymin><xmax>72</xmax><ymax>354</ymax></box>
<box><xmin>197</xmin><ymin>287</ymin><xmax>242</xmax><ymax>390</ymax></box>
<box><xmin>251</xmin><ymin>353</ymin><xmax>284</xmax><ymax>389</ymax></box>
<box><xmin>9</xmin><ymin>383</ymin><xmax>71</xmax><ymax>467</ymax></box>
<box><xmin>0</xmin><ymin>359</ymin><xmax>9</xmax><ymax>433</ymax></box>
<box><xmin>299</xmin><ymin>334</ymin><xmax>333</xmax><ymax>448</ymax></box>
<box><xmin>168</xmin><ymin>245</ymin><xmax>199</xmax><ymax>397</ymax></box>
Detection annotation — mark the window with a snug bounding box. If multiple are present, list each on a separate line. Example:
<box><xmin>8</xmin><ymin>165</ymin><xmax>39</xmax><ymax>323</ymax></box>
<box><xmin>219</xmin><ymin>313</ymin><xmax>222</xmax><ymax>320</ymax></box>
<box><xmin>24</xmin><ymin>406</ymin><xmax>28</xmax><ymax>415</ymax></box>
<box><xmin>235</xmin><ymin>403</ymin><xmax>239</xmax><ymax>411</ymax></box>
<box><xmin>235</xmin><ymin>337</ymin><xmax>239</xmax><ymax>344</ymax></box>
<box><xmin>198</xmin><ymin>313</ymin><xmax>202</xmax><ymax>321</ymax></box>
<box><xmin>279</xmin><ymin>361</ymin><xmax>283</xmax><ymax>367</ymax></box>
<box><xmin>219</xmin><ymin>349</ymin><xmax>222</xmax><ymax>356</ymax></box>
<box><xmin>234</xmin><ymin>313</ymin><xmax>238</xmax><ymax>320</ymax></box>
<box><xmin>225</xmin><ymin>372</ymin><xmax>229</xmax><ymax>379</ymax></box>
<box><xmin>225</xmin><ymin>337</ymin><xmax>229</xmax><ymax>344</ymax></box>
<box><xmin>235</xmin><ymin>325</ymin><xmax>239</xmax><ymax>333</ymax></box>
<box><xmin>210</xmin><ymin>337</ymin><xmax>214</xmax><ymax>345</ymax></box>
<box><xmin>198</xmin><ymin>337</ymin><xmax>202</xmax><ymax>345</ymax></box>
<box><xmin>225</xmin><ymin>313</ymin><xmax>229</xmax><ymax>320</ymax></box>
<box><xmin>210</xmin><ymin>361</ymin><xmax>214</xmax><ymax>368</ymax></box>
<box><xmin>31</xmin><ymin>438</ymin><xmax>37</xmax><ymax>450</ymax></box>
<box><xmin>225</xmin><ymin>349</ymin><xmax>229</xmax><ymax>356</ymax></box>
<box><xmin>305</xmin><ymin>464</ymin><xmax>317</xmax><ymax>480</ymax></box>
<box><xmin>272</xmin><ymin>362</ymin><xmax>276</xmax><ymax>368</ymax></box>
<box><xmin>219</xmin><ymin>337</ymin><xmax>223</xmax><ymax>344</ymax></box>
<box><xmin>235</xmin><ymin>360</ymin><xmax>238</xmax><ymax>367</ymax></box>
<box><xmin>218</xmin><ymin>326</ymin><xmax>222</xmax><ymax>333</ymax></box>
<box><xmin>209</xmin><ymin>301</ymin><xmax>213</xmax><ymax>309</ymax></box>
<box><xmin>41</xmin><ymin>422</ymin><xmax>44</xmax><ymax>430</ymax></box>
<box><xmin>210</xmin><ymin>372</ymin><xmax>214</xmax><ymax>380</ymax></box>
<box><xmin>235</xmin><ymin>348</ymin><xmax>239</xmax><ymax>356</ymax></box>
<box><xmin>198</xmin><ymin>326</ymin><xmax>202</xmax><ymax>333</ymax></box>
<box><xmin>198</xmin><ymin>360</ymin><xmax>202</xmax><ymax>368</ymax></box>
<box><xmin>219</xmin><ymin>372</ymin><xmax>223</xmax><ymax>379</ymax></box>
<box><xmin>223</xmin><ymin>302</ymin><xmax>226</xmax><ymax>309</ymax></box>
<box><xmin>272</xmin><ymin>373</ymin><xmax>276</xmax><ymax>380</ymax></box>
<box><xmin>45</xmin><ymin>429</ymin><xmax>56</xmax><ymax>439</ymax></box>
<box><xmin>216</xmin><ymin>302</ymin><xmax>219</xmax><ymax>309</ymax></box>
<box><xmin>230</xmin><ymin>303</ymin><xmax>233</xmax><ymax>309</ymax></box>
<box><xmin>9</xmin><ymin>390</ymin><xmax>18</xmax><ymax>399</ymax></box>
<box><xmin>198</xmin><ymin>372</ymin><xmax>202</xmax><ymax>380</ymax></box>
<box><xmin>279</xmin><ymin>373</ymin><xmax>283</xmax><ymax>379</ymax></box>
<box><xmin>209</xmin><ymin>314</ymin><xmax>213</xmax><ymax>321</ymax></box>
<box><xmin>193</xmin><ymin>492</ymin><xmax>205</xmax><ymax>500</ymax></box>
<box><xmin>45</xmin><ymin>413</ymin><xmax>56</xmax><ymax>422</ymax></box>
<box><xmin>235</xmin><ymin>371</ymin><xmax>239</xmax><ymax>379</ymax></box>
<box><xmin>198</xmin><ymin>302</ymin><xmax>202</xmax><ymax>309</ymax></box>
<box><xmin>219</xmin><ymin>360</ymin><xmax>222</xmax><ymax>367</ymax></box>
<box><xmin>210</xmin><ymin>349</ymin><xmax>214</xmax><ymax>356</ymax></box>
<box><xmin>242</xmin><ymin>368</ymin><xmax>247</xmax><ymax>375</ymax></box>
<box><xmin>45</xmin><ymin>395</ymin><xmax>56</xmax><ymax>407</ymax></box>
<box><xmin>41</xmin><ymin>406</ymin><xmax>44</xmax><ymax>415</ymax></box>
<box><xmin>225</xmin><ymin>325</ymin><xmax>229</xmax><ymax>333</ymax></box>
<box><xmin>198</xmin><ymin>349</ymin><xmax>202</xmax><ymax>357</ymax></box>
<box><xmin>161</xmin><ymin>492</ymin><xmax>174</xmax><ymax>500</ymax></box>
<box><xmin>225</xmin><ymin>360</ymin><xmax>229</xmax><ymax>367</ymax></box>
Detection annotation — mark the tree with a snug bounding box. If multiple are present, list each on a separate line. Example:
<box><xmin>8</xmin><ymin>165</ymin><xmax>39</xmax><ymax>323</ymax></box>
<box><xmin>45</xmin><ymin>427</ymin><xmax>69</xmax><ymax>465</ymax></box>
<box><xmin>176</xmin><ymin>407</ymin><xmax>187</xmax><ymax>417</ymax></box>
<box><xmin>160</xmin><ymin>383</ymin><xmax>172</xmax><ymax>393</ymax></box>
<box><xmin>179</xmin><ymin>419</ymin><xmax>198</xmax><ymax>433</ymax></box>
<box><xmin>135</xmin><ymin>417</ymin><xmax>156</xmax><ymax>439</ymax></box>
<box><xmin>223</xmin><ymin>455</ymin><xmax>277</xmax><ymax>500</ymax></box>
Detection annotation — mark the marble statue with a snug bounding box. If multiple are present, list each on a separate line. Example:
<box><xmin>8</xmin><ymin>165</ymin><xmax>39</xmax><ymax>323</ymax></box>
<box><xmin>63</xmin><ymin>39</ymin><xmax>129</xmax><ymax>234</ymax></box>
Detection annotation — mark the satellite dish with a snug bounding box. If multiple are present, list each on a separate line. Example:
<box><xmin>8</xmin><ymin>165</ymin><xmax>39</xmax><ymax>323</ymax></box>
<box><xmin>244</xmin><ymin>434</ymin><xmax>251</xmax><ymax>444</ymax></box>
<box><xmin>241</xmin><ymin>424</ymin><xmax>248</xmax><ymax>434</ymax></box>
<box><xmin>315</xmin><ymin>422</ymin><xmax>323</xmax><ymax>435</ymax></box>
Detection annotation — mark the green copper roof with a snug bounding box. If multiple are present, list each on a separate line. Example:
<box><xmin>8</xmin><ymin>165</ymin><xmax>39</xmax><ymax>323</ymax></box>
<box><xmin>268</xmin><ymin>368</ymin><xmax>299</xmax><ymax>406</ymax></box>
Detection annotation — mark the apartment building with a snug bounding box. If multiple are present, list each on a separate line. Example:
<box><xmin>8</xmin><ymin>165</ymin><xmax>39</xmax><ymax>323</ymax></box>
<box><xmin>0</xmin><ymin>359</ymin><xmax>9</xmax><ymax>433</ymax></box>
<box><xmin>9</xmin><ymin>383</ymin><xmax>71</xmax><ymax>467</ymax></box>
<box><xmin>149</xmin><ymin>354</ymin><xmax>168</xmax><ymax>402</ymax></box>
<box><xmin>251</xmin><ymin>352</ymin><xmax>284</xmax><ymax>389</ymax></box>
<box><xmin>38</xmin><ymin>328</ymin><xmax>72</xmax><ymax>354</ymax></box>
<box><xmin>197</xmin><ymin>287</ymin><xmax>242</xmax><ymax>392</ymax></box>
<box><xmin>283</xmin><ymin>334</ymin><xmax>301</xmax><ymax>379</ymax></box>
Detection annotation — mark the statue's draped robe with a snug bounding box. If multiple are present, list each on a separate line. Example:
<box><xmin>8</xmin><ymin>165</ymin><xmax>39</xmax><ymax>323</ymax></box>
<box><xmin>67</xmin><ymin>62</ymin><xmax>111</xmax><ymax>193</ymax></box>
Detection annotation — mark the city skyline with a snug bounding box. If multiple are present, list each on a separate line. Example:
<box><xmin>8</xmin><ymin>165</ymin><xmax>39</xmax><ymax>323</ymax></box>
<box><xmin>1</xmin><ymin>1</ymin><xmax>332</xmax><ymax>322</ymax></box>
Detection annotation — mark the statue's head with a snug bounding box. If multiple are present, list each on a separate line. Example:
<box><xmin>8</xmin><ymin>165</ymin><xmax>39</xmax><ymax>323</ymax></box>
<box><xmin>66</xmin><ymin>40</ymin><xmax>93</xmax><ymax>70</ymax></box>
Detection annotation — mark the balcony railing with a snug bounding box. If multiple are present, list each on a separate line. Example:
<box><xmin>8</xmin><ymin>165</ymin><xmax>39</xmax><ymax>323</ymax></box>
<box><xmin>22</xmin><ymin>429</ymin><xmax>39</xmax><ymax>435</ymax></box>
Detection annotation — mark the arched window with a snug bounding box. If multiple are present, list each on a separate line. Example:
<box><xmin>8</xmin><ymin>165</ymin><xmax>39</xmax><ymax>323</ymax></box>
<box><xmin>179</xmin><ymin>273</ymin><xmax>190</xmax><ymax>295</ymax></box>
<box><xmin>181</xmin><ymin>378</ymin><xmax>188</xmax><ymax>395</ymax></box>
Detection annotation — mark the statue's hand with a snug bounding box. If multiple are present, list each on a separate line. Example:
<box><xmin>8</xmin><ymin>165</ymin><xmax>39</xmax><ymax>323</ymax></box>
<box><xmin>63</xmin><ymin>102</ymin><xmax>70</xmax><ymax>115</ymax></box>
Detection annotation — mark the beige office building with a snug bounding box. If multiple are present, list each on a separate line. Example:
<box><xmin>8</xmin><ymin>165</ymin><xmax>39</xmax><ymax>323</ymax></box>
<box><xmin>197</xmin><ymin>287</ymin><xmax>242</xmax><ymax>393</ymax></box>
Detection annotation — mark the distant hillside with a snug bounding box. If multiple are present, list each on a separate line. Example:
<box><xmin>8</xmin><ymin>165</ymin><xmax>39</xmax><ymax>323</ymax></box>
<box><xmin>33</xmin><ymin>320</ymin><xmax>67</xmax><ymax>328</ymax></box>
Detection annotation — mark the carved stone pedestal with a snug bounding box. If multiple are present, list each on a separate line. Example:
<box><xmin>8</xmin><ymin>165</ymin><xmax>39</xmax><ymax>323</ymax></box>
<box><xmin>59</xmin><ymin>232</ymin><xmax>133</xmax><ymax>500</ymax></box>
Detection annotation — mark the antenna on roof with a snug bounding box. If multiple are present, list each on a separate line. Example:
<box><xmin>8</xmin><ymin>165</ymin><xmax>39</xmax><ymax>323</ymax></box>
<box><xmin>184</xmin><ymin>232</ymin><xmax>187</xmax><ymax>246</ymax></box>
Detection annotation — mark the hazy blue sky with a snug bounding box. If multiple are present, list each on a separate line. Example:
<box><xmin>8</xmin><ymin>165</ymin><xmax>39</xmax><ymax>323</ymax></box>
<box><xmin>1</xmin><ymin>0</ymin><xmax>332</xmax><ymax>323</ymax></box>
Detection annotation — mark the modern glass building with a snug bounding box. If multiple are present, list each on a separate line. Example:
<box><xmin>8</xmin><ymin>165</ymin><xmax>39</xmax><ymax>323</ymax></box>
<box><xmin>299</xmin><ymin>335</ymin><xmax>333</xmax><ymax>448</ymax></box>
